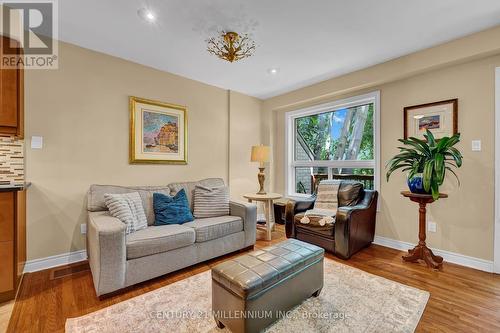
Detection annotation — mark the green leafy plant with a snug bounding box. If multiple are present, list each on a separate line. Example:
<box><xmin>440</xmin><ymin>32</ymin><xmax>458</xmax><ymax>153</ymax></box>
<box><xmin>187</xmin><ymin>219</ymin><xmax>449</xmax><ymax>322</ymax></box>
<box><xmin>386</xmin><ymin>129</ymin><xmax>463</xmax><ymax>200</ymax></box>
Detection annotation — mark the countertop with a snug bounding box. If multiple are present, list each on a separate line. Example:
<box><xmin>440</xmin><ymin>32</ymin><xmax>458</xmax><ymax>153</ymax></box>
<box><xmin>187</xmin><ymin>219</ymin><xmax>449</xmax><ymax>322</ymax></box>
<box><xmin>0</xmin><ymin>182</ymin><xmax>31</xmax><ymax>192</ymax></box>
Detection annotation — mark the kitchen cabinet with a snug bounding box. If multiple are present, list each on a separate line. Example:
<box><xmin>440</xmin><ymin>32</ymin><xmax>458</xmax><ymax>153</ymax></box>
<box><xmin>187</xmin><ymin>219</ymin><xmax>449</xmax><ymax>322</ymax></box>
<box><xmin>0</xmin><ymin>188</ymin><xmax>26</xmax><ymax>302</ymax></box>
<box><xmin>0</xmin><ymin>35</ymin><xmax>24</xmax><ymax>137</ymax></box>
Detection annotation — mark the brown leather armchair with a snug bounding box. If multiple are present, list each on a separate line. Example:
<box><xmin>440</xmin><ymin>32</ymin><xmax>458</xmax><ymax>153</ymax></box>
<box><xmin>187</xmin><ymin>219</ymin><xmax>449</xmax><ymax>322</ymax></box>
<box><xmin>285</xmin><ymin>181</ymin><xmax>378</xmax><ymax>259</ymax></box>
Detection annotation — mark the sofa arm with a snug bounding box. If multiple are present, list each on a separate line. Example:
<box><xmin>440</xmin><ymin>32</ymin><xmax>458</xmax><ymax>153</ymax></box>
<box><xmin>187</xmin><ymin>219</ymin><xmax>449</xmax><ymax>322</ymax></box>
<box><xmin>284</xmin><ymin>197</ymin><xmax>315</xmax><ymax>238</ymax></box>
<box><xmin>230</xmin><ymin>201</ymin><xmax>257</xmax><ymax>247</ymax></box>
<box><xmin>87</xmin><ymin>212</ymin><xmax>127</xmax><ymax>296</ymax></box>
<box><xmin>334</xmin><ymin>190</ymin><xmax>378</xmax><ymax>259</ymax></box>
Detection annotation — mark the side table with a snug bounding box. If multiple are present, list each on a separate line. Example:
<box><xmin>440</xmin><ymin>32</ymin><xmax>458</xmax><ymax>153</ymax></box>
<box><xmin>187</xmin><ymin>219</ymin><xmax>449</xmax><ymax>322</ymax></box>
<box><xmin>243</xmin><ymin>193</ymin><xmax>282</xmax><ymax>241</ymax></box>
<box><xmin>273</xmin><ymin>198</ymin><xmax>290</xmax><ymax>225</ymax></box>
<box><xmin>401</xmin><ymin>191</ymin><xmax>448</xmax><ymax>269</ymax></box>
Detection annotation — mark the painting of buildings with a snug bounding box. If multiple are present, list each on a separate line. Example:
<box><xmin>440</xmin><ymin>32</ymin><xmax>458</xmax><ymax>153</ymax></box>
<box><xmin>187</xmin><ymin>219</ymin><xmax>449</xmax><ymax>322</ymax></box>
<box><xmin>142</xmin><ymin>110</ymin><xmax>179</xmax><ymax>153</ymax></box>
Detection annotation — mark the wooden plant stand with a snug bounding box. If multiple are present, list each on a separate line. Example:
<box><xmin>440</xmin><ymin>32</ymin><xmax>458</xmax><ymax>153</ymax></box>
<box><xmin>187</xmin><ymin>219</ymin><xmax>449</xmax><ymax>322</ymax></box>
<box><xmin>401</xmin><ymin>191</ymin><xmax>448</xmax><ymax>270</ymax></box>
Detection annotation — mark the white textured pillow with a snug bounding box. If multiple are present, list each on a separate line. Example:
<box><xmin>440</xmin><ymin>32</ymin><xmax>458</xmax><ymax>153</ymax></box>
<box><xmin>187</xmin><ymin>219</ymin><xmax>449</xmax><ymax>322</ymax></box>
<box><xmin>314</xmin><ymin>180</ymin><xmax>341</xmax><ymax>211</ymax></box>
<box><xmin>104</xmin><ymin>192</ymin><xmax>148</xmax><ymax>234</ymax></box>
<box><xmin>193</xmin><ymin>185</ymin><xmax>230</xmax><ymax>218</ymax></box>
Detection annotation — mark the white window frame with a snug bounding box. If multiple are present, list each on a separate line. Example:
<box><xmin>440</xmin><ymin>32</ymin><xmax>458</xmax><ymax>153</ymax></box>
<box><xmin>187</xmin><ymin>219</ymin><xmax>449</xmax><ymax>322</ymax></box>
<box><xmin>284</xmin><ymin>91</ymin><xmax>381</xmax><ymax>198</ymax></box>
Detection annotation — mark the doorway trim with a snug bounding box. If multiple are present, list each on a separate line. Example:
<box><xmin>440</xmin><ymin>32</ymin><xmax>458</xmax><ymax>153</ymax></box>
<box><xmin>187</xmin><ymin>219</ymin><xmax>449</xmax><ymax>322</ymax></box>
<box><xmin>494</xmin><ymin>67</ymin><xmax>500</xmax><ymax>273</ymax></box>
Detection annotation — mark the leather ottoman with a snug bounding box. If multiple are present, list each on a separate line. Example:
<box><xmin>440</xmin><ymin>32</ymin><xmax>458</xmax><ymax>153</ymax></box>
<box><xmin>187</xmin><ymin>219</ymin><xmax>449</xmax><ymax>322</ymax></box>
<box><xmin>211</xmin><ymin>239</ymin><xmax>324</xmax><ymax>333</ymax></box>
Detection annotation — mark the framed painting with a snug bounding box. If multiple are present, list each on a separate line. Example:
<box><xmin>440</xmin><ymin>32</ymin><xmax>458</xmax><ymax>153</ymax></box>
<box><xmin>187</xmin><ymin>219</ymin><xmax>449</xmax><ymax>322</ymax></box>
<box><xmin>404</xmin><ymin>99</ymin><xmax>458</xmax><ymax>140</ymax></box>
<box><xmin>129</xmin><ymin>96</ymin><xmax>187</xmax><ymax>164</ymax></box>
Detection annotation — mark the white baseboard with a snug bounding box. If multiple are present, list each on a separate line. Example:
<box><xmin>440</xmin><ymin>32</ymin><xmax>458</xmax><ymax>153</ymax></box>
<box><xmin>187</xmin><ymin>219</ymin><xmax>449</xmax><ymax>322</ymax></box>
<box><xmin>373</xmin><ymin>236</ymin><xmax>494</xmax><ymax>273</ymax></box>
<box><xmin>22</xmin><ymin>237</ymin><xmax>494</xmax><ymax>274</ymax></box>
<box><xmin>24</xmin><ymin>250</ymin><xmax>88</xmax><ymax>273</ymax></box>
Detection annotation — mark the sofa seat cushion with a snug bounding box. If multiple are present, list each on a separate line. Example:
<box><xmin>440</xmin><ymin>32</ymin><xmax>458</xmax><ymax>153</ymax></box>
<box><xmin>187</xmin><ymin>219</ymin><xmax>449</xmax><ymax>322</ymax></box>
<box><xmin>184</xmin><ymin>215</ymin><xmax>243</xmax><ymax>243</ymax></box>
<box><xmin>294</xmin><ymin>213</ymin><xmax>334</xmax><ymax>238</ymax></box>
<box><xmin>126</xmin><ymin>225</ymin><xmax>195</xmax><ymax>259</ymax></box>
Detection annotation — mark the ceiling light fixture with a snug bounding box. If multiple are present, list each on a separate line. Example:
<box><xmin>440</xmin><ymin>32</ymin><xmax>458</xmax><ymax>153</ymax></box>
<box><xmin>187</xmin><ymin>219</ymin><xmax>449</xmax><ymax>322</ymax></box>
<box><xmin>267</xmin><ymin>68</ymin><xmax>279</xmax><ymax>75</ymax></box>
<box><xmin>206</xmin><ymin>31</ymin><xmax>256</xmax><ymax>63</ymax></box>
<box><xmin>137</xmin><ymin>8</ymin><xmax>156</xmax><ymax>22</ymax></box>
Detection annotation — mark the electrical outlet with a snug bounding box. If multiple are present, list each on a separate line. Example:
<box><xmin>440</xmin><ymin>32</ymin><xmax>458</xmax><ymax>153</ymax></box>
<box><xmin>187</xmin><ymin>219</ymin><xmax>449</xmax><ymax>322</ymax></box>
<box><xmin>80</xmin><ymin>224</ymin><xmax>87</xmax><ymax>234</ymax></box>
<box><xmin>427</xmin><ymin>221</ymin><xmax>437</xmax><ymax>233</ymax></box>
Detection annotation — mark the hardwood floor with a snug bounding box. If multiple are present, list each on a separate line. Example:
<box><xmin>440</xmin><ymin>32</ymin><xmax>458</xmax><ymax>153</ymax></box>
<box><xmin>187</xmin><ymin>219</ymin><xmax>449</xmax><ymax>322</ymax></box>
<box><xmin>0</xmin><ymin>301</ymin><xmax>14</xmax><ymax>333</ymax></box>
<box><xmin>6</xmin><ymin>225</ymin><xmax>500</xmax><ymax>332</ymax></box>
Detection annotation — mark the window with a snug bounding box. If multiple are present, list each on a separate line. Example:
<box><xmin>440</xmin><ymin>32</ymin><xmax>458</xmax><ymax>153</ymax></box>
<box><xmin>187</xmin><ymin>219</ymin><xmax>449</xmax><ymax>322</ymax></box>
<box><xmin>285</xmin><ymin>91</ymin><xmax>380</xmax><ymax>196</ymax></box>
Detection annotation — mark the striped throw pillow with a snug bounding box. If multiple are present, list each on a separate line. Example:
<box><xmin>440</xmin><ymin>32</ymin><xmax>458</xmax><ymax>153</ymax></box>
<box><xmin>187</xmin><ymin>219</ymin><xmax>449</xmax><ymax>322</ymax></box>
<box><xmin>193</xmin><ymin>185</ymin><xmax>230</xmax><ymax>218</ymax></box>
<box><xmin>314</xmin><ymin>180</ymin><xmax>341</xmax><ymax>211</ymax></box>
<box><xmin>104</xmin><ymin>192</ymin><xmax>148</xmax><ymax>234</ymax></box>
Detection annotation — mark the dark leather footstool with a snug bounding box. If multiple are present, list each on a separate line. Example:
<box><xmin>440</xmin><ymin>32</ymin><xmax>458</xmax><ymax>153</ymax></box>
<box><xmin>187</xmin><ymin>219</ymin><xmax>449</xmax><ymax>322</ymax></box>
<box><xmin>211</xmin><ymin>239</ymin><xmax>324</xmax><ymax>333</ymax></box>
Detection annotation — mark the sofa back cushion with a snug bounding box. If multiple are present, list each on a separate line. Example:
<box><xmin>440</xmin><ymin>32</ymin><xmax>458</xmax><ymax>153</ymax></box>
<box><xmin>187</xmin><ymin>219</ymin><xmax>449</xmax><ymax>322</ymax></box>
<box><xmin>168</xmin><ymin>178</ymin><xmax>225</xmax><ymax>211</ymax></box>
<box><xmin>87</xmin><ymin>179</ymin><xmax>225</xmax><ymax>223</ymax></box>
<box><xmin>338</xmin><ymin>181</ymin><xmax>364</xmax><ymax>207</ymax></box>
<box><xmin>88</xmin><ymin>185</ymin><xmax>171</xmax><ymax>225</ymax></box>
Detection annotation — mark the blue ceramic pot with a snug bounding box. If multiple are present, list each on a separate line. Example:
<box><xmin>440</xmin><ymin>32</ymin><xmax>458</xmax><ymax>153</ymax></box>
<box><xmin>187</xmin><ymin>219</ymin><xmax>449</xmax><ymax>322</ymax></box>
<box><xmin>407</xmin><ymin>173</ymin><xmax>430</xmax><ymax>194</ymax></box>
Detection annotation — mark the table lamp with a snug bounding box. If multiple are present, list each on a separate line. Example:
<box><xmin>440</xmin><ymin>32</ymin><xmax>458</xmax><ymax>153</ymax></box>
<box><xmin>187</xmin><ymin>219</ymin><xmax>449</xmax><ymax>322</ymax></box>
<box><xmin>251</xmin><ymin>145</ymin><xmax>270</xmax><ymax>194</ymax></box>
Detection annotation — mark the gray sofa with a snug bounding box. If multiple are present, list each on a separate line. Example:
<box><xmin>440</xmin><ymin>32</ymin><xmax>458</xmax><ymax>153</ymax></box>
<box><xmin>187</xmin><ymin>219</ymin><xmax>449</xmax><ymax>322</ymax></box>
<box><xmin>86</xmin><ymin>178</ymin><xmax>257</xmax><ymax>296</ymax></box>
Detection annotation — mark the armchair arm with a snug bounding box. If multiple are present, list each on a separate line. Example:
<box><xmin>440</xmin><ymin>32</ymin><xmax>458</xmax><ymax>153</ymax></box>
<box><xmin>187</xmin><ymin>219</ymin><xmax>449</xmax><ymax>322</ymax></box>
<box><xmin>87</xmin><ymin>211</ymin><xmax>127</xmax><ymax>296</ymax></box>
<box><xmin>334</xmin><ymin>190</ymin><xmax>378</xmax><ymax>259</ymax></box>
<box><xmin>230</xmin><ymin>201</ymin><xmax>257</xmax><ymax>247</ymax></box>
<box><xmin>284</xmin><ymin>196</ymin><xmax>316</xmax><ymax>238</ymax></box>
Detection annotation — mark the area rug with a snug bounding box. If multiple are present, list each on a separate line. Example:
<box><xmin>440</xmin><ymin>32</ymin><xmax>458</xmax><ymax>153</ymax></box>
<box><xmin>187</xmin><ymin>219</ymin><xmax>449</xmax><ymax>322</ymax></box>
<box><xmin>66</xmin><ymin>260</ymin><xmax>429</xmax><ymax>333</ymax></box>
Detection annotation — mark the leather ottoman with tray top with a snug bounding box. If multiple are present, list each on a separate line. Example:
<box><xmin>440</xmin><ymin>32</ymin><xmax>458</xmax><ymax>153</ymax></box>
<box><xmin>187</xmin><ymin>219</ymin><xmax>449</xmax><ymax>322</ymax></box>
<box><xmin>211</xmin><ymin>239</ymin><xmax>324</xmax><ymax>333</ymax></box>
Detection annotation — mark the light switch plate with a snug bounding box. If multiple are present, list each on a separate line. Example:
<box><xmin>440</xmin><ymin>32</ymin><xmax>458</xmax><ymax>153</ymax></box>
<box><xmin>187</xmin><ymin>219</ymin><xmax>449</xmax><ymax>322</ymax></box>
<box><xmin>471</xmin><ymin>140</ymin><xmax>481</xmax><ymax>152</ymax></box>
<box><xmin>31</xmin><ymin>136</ymin><xmax>43</xmax><ymax>149</ymax></box>
<box><xmin>427</xmin><ymin>221</ymin><xmax>437</xmax><ymax>233</ymax></box>
<box><xmin>80</xmin><ymin>224</ymin><xmax>87</xmax><ymax>234</ymax></box>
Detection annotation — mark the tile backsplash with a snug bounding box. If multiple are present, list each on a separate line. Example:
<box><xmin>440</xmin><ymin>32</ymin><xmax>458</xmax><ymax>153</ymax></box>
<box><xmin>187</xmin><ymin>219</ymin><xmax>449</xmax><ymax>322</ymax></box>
<box><xmin>0</xmin><ymin>136</ymin><xmax>24</xmax><ymax>186</ymax></box>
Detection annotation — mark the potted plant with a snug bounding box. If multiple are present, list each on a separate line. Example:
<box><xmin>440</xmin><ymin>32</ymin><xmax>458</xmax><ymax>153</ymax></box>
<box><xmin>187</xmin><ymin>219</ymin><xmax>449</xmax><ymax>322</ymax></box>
<box><xmin>386</xmin><ymin>129</ymin><xmax>463</xmax><ymax>200</ymax></box>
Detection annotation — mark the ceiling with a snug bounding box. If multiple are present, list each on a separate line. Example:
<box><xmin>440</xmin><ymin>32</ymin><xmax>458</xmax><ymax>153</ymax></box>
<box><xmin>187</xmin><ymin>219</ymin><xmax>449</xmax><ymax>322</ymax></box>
<box><xmin>59</xmin><ymin>0</ymin><xmax>500</xmax><ymax>99</ymax></box>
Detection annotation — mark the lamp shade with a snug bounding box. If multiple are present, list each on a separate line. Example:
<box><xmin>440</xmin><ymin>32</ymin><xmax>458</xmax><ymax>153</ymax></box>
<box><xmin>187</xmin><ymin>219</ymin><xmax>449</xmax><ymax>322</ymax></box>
<box><xmin>250</xmin><ymin>145</ymin><xmax>270</xmax><ymax>163</ymax></box>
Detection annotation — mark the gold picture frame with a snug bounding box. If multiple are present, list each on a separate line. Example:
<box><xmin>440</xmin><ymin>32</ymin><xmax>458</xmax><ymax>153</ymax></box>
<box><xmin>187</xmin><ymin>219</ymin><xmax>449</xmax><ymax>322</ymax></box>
<box><xmin>129</xmin><ymin>96</ymin><xmax>188</xmax><ymax>164</ymax></box>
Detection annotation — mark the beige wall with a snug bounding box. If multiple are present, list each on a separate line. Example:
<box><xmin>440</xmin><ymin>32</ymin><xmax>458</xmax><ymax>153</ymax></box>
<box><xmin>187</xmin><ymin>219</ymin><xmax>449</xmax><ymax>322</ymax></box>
<box><xmin>263</xmin><ymin>28</ymin><xmax>500</xmax><ymax>261</ymax></box>
<box><xmin>229</xmin><ymin>91</ymin><xmax>262</xmax><ymax>199</ymax></box>
<box><xmin>25</xmin><ymin>26</ymin><xmax>500</xmax><ymax>262</ymax></box>
<box><xmin>25</xmin><ymin>42</ymin><xmax>261</xmax><ymax>260</ymax></box>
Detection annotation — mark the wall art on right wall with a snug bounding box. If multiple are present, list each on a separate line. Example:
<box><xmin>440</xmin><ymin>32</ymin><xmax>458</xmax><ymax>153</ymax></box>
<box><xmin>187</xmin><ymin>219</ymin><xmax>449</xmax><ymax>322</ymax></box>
<box><xmin>404</xmin><ymin>98</ymin><xmax>458</xmax><ymax>140</ymax></box>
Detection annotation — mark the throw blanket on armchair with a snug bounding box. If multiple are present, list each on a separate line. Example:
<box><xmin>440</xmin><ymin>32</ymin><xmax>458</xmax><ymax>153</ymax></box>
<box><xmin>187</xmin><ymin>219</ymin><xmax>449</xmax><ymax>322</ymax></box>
<box><xmin>300</xmin><ymin>180</ymin><xmax>340</xmax><ymax>226</ymax></box>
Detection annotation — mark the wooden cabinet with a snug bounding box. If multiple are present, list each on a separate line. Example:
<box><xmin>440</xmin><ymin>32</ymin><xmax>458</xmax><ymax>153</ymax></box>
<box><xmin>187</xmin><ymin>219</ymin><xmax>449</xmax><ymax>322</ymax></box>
<box><xmin>16</xmin><ymin>190</ymin><xmax>26</xmax><ymax>279</ymax></box>
<box><xmin>0</xmin><ymin>242</ymin><xmax>14</xmax><ymax>293</ymax></box>
<box><xmin>0</xmin><ymin>35</ymin><xmax>24</xmax><ymax>137</ymax></box>
<box><xmin>0</xmin><ymin>190</ymin><xmax>26</xmax><ymax>302</ymax></box>
<box><xmin>0</xmin><ymin>192</ymin><xmax>14</xmax><ymax>242</ymax></box>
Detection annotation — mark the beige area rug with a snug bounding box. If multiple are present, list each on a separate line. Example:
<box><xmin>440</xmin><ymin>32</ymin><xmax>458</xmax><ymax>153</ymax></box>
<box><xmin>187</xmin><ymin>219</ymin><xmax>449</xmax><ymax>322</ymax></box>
<box><xmin>66</xmin><ymin>260</ymin><xmax>429</xmax><ymax>333</ymax></box>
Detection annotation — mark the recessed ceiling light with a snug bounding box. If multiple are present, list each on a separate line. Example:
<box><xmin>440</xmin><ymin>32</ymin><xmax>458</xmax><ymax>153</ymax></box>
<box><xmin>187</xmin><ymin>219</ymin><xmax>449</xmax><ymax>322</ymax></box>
<box><xmin>267</xmin><ymin>68</ymin><xmax>279</xmax><ymax>75</ymax></box>
<box><xmin>138</xmin><ymin>8</ymin><xmax>156</xmax><ymax>22</ymax></box>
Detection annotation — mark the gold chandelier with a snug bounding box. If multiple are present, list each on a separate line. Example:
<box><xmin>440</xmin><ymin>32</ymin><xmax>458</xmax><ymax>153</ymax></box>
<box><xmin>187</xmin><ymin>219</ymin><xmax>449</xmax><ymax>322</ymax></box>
<box><xmin>206</xmin><ymin>31</ymin><xmax>256</xmax><ymax>63</ymax></box>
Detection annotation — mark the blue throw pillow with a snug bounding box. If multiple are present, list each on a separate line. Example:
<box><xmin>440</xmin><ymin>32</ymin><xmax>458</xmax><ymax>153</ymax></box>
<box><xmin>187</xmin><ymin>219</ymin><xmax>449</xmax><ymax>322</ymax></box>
<box><xmin>153</xmin><ymin>190</ymin><xmax>194</xmax><ymax>225</ymax></box>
